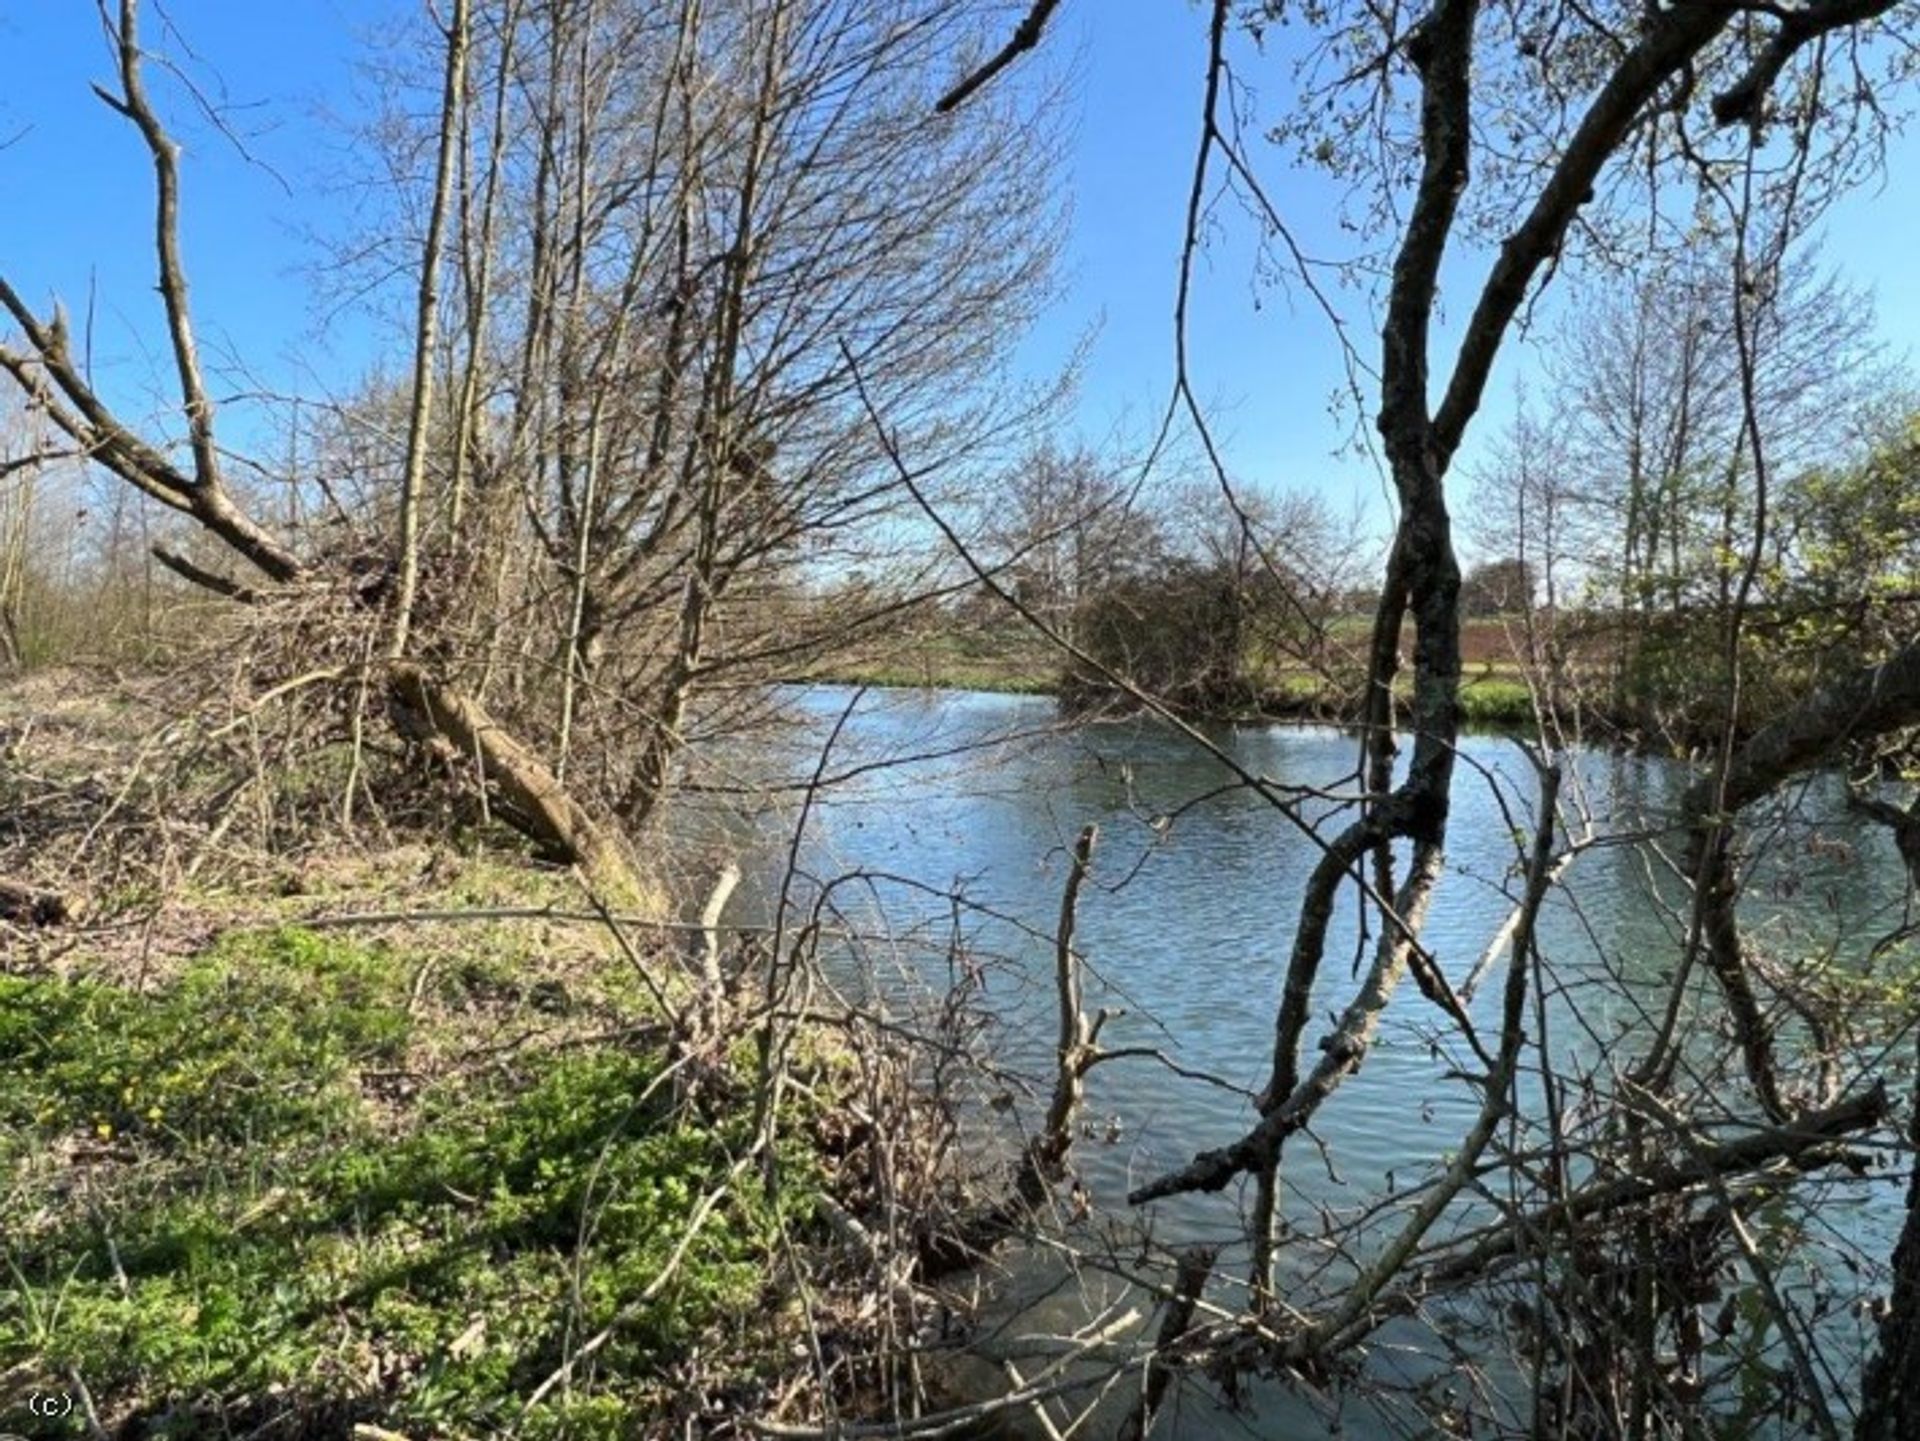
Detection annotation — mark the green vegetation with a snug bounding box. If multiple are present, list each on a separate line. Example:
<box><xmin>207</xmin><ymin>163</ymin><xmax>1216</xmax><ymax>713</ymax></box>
<box><xmin>817</xmin><ymin>623</ymin><xmax>1542</xmax><ymax>728</ymax></box>
<box><xmin>1</xmin><ymin>925</ymin><xmax>822</xmax><ymax>1439</ymax></box>
<box><xmin>1456</xmin><ymin>677</ymin><xmax>1535</xmax><ymax>727</ymax></box>
<box><xmin>811</xmin><ymin>626</ymin><xmax>1056</xmax><ymax>695</ymax></box>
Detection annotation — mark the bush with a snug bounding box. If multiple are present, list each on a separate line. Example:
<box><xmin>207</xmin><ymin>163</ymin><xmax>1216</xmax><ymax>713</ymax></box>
<box><xmin>1459</xmin><ymin>677</ymin><xmax>1535</xmax><ymax>727</ymax></box>
<box><xmin>1064</xmin><ymin>562</ymin><xmax>1250</xmax><ymax>712</ymax></box>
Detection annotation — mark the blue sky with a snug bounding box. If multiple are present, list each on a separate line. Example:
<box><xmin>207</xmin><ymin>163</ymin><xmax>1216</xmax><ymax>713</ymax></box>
<box><xmin>3</xmin><ymin>1</ymin><xmax>1915</xmax><ymax>546</ymax></box>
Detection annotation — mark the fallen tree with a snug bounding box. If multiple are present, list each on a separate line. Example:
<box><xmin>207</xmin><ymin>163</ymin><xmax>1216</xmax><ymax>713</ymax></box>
<box><xmin>0</xmin><ymin>0</ymin><xmax>636</xmax><ymax>892</ymax></box>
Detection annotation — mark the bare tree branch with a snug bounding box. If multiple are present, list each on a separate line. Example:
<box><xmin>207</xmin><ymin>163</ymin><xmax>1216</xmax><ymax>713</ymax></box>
<box><xmin>1713</xmin><ymin>0</ymin><xmax>1903</xmax><ymax>128</ymax></box>
<box><xmin>934</xmin><ymin>0</ymin><xmax>1061</xmax><ymax>114</ymax></box>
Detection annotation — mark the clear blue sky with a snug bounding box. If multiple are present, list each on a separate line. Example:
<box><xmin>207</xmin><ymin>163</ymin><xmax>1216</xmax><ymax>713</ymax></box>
<box><xmin>3</xmin><ymin>1</ymin><xmax>1915</xmax><ymax>546</ymax></box>
<box><xmin>0</xmin><ymin>3</ymin><xmax>394</xmax><ymax>428</ymax></box>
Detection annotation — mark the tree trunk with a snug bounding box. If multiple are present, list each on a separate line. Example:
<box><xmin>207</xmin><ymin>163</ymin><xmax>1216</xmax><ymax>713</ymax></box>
<box><xmin>1857</xmin><ymin>1037</ymin><xmax>1920</xmax><ymax>1441</ymax></box>
<box><xmin>388</xmin><ymin>662</ymin><xmax>634</xmax><ymax>895</ymax></box>
<box><xmin>389</xmin><ymin>0</ymin><xmax>471</xmax><ymax>659</ymax></box>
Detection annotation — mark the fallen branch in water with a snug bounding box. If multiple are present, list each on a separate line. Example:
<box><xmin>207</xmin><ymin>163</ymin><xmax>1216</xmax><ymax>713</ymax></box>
<box><xmin>1026</xmin><ymin>823</ymin><xmax>1102</xmax><ymax>1194</ymax></box>
<box><xmin>748</xmin><ymin>1306</ymin><xmax>1144</xmax><ymax>1439</ymax></box>
<box><xmin>1120</xmin><ymin>1244</ymin><xmax>1217</xmax><ymax>1441</ymax></box>
<box><xmin>1420</xmin><ymin>1083</ymin><xmax>1890</xmax><ymax>1289</ymax></box>
<box><xmin>922</xmin><ymin>824</ymin><xmax>1103</xmax><ymax>1274</ymax></box>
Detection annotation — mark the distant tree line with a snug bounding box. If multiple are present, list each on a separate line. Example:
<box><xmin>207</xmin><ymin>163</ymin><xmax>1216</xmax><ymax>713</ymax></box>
<box><xmin>1469</xmin><ymin>247</ymin><xmax>1919</xmax><ymax>748</ymax></box>
<box><xmin>968</xmin><ymin>443</ymin><xmax>1366</xmax><ymax>715</ymax></box>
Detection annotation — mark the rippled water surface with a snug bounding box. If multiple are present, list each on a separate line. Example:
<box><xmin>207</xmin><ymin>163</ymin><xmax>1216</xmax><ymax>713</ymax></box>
<box><xmin>673</xmin><ymin>685</ymin><xmax>1910</xmax><ymax>1435</ymax></box>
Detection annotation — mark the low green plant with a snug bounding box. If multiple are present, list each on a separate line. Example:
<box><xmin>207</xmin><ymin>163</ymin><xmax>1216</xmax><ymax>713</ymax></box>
<box><xmin>0</xmin><ymin>928</ymin><xmax>407</xmax><ymax>1161</ymax></box>
<box><xmin>0</xmin><ymin>927</ymin><xmax>823</xmax><ymax>1439</ymax></box>
<box><xmin>1458</xmin><ymin>677</ymin><xmax>1535</xmax><ymax>727</ymax></box>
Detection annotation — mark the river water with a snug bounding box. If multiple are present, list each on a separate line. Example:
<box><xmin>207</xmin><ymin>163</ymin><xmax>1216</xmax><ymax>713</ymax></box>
<box><xmin>672</xmin><ymin>685</ymin><xmax>1913</xmax><ymax>1436</ymax></box>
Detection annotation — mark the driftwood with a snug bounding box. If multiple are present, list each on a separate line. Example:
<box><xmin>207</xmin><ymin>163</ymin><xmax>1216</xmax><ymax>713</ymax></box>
<box><xmin>0</xmin><ymin>877</ymin><xmax>71</xmax><ymax>927</ymax></box>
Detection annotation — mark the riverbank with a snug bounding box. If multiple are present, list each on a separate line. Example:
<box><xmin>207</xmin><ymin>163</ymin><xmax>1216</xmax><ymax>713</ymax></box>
<box><xmin>2</xmin><ymin>861</ymin><xmax>811</xmax><ymax>1437</ymax></box>
<box><xmin>803</xmin><ymin>610</ymin><xmax>1855</xmax><ymax>750</ymax></box>
<box><xmin>802</xmin><ymin>620</ymin><xmax>1541</xmax><ymax>726</ymax></box>
<box><xmin>0</xmin><ymin>671</ymin><xmax>1006</xmax><ymax>1439</ymax></box>
<box><xmin>805</xmin><ymin>657</ymin><xmax>1540</xmax><ymax>728</ymax></box>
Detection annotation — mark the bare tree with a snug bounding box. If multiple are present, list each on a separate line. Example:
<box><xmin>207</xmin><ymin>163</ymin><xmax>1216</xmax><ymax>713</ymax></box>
<box><xmin>0</xmin><ymin>397</ymin><xmax>50</xmax><ymax>671</ymax></box>
<box><xmin>925</xmin><ymin>0</ymin><xmax>1920</xmax><ymax>1414</ymax></box>
<box><xmin>0</xmin><ymin>0</ymin><xmax>1057</xmax><ymax>883</ymax></box>
<box><xmin>980</xmin><ymin>443</ymin><xmax>1158</xmax><ymax>645</ymax></box>
<box><xmin>387</xmin><ymin>0</ymin><xmax>470</xmax><ymax>660</ymax></box>
<box><xmin>331</xmin><ymin>0</ymin><xmax>1061</xmax><ymax>823</ymax></box>
<box><xmin>1470</xmin><ymin>248</ymin><xmax>1894</xmax><ymax>749</ymax></box>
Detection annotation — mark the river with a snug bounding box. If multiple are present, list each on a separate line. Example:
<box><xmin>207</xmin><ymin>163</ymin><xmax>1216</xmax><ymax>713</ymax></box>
<box><xmin>670</xmin><ymin>685</ymin><xmax>1913</xmax><ymax>1436</ymax></box>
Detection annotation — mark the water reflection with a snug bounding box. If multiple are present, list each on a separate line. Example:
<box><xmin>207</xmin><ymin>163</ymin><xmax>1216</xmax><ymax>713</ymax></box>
<box><xmin>669</xmin><ymin>685</ymin><xmax>1911</xmax><ymax>1434</ymax></box>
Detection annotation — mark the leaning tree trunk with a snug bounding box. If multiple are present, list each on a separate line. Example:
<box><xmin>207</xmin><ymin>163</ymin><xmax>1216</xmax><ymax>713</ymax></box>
<box><xmin>1857</xmin><ymin>1039</ymin><xmax>1920</xmax><ymax>1441</ymax></box>
<box><xmin>389</xmin><ymin>663</ymin><xmax>634</xmax><ymax>895</ymax></box>
<box><xmin>0</xmin><ymin>0</ymin><xmax>636</xmax><ymax>896</ymax></box>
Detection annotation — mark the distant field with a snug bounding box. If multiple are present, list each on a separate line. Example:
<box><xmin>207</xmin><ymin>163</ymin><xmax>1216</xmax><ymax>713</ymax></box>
<box><xmin>1326</xmin><ymin>613</ymin><xmax>1538</xmax><ymax>667</ymax></box>
<box><xmin>805</xmin><ymin>627</ymin><xmax>1057</xmax><ymax>695</ymax></box>
<box><xmin>810</xmin><ymin>616</ymin><xmax>1542</xmax><ymax>726</ymax></box>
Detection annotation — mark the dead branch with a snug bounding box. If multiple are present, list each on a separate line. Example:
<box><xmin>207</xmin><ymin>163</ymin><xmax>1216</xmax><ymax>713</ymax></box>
<box><xmin>696</xmin><ymin>860</ymin><xmax>742</xmax><ymax>992</ymax></box>
<box><xmin>150</xmin><ymin>546</ymin><xmax>259</xmax><ymax>603</ymax></box>
<box><xmin>1119</xmin><ymin>1244</ymin><xmax>1216</xmax><ymax>1441</ymax></box>
<box><xmin>921</xmin><ymin>823</ymin><xmax>1101</xmax><ymax>1275</ymax></box>
<box><xmin>1026</xmin><ymin>823</ymin><xmax>1099</xmax><ymax>1190</ymax></box>
<box><xmin>933</xmin><ymin>0</ymin><xmax>1061</xmax><ymax>114</ymax></box>
<box><xmin>1308</xmin><ymin>761</ymin><xmax>1561</xmax><ymax>1357</ymax></box>
<box><xmin>749</xmin><ymin>1307</ymin><xmax>1143</xmax><ymax>1440</ymax></box>
<box><xmin>1421</xmin><ymin>1084</ymin><xmax>1889</xmax><ymax>1288</ymax></box>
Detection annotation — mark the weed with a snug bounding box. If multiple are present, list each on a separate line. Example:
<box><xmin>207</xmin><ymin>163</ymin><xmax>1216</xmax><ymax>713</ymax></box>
<box><xmin>0</xmin><ymin>927</ymin><xmax>821</xmax><ymax>1439</ymax></box>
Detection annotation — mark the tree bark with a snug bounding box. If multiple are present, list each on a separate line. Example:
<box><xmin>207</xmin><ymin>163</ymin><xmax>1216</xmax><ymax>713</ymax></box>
<box><xmin>1857</xmin><ymin>1036</ymin><xmax>1920</xmax><ymax>1441</ymax></box>
<box><xmin>388</xmin><ymin>662</ymin><xmax>634</xmax><ymax>894</ymax></box>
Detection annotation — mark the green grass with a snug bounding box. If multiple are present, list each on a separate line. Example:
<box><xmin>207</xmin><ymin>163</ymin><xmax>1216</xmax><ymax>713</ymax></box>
<box><xmin>807</xmin><ymin>628</ymin><xmax>1055</xmax><ymax>696</ymax></box>
<box><xmin>0</xmin><ymin>928</ymin><xmax>409</xmax><ymax>1162</ymax></box>
<box><xmin>810</xmin><ymin>620</ymin><xmax>1545</xmax><ymax>728</ymax></box>
<box><xmin>827</xmin><ymin>662</ymin><xmax>1054</xmax><ymax>695</ymax></box>
<box><xmin>0</xmin><ymin>926</ymin><xmax>822</xmax><ymax>1439</ymax></box>
<box><xmin>818</xmin><ymin>657</ymin><xmax>1542</xmax><ymax>728</ymax></box>
<box><xmin>1457</xmin><ymin>677</ymin><xmax>1536</xmax><ymax>727</ymax></box>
